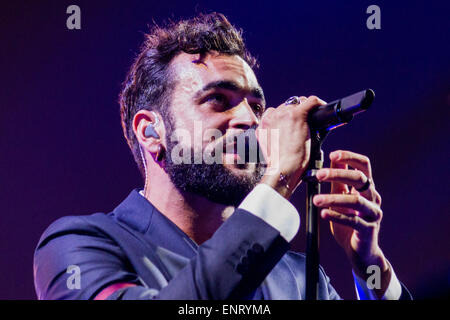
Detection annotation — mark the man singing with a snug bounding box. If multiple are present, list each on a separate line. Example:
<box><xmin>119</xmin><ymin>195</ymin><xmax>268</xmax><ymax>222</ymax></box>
<box><xmin>33</xmin><ymin>13</ymin><xmax>411</xmax><ymax>300</ymax></box>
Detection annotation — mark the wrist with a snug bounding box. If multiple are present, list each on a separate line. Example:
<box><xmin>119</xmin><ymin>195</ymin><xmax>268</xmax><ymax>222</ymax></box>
<box><xmin>260</xmin><ymin>169</ymin><xmax>301</xmax><ymax>199</ymax></box>
<box><xmin>354</xmin><ymin>258</ymin><xmax>392</xmax><ymax>299</ymax></box>
<box><xmin>350</xmin><ymin>248</ymin><xmax>389</xmax><ymax>280</ymax></box>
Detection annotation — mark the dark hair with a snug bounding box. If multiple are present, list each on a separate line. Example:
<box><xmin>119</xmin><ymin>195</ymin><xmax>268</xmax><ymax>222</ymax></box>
<box><xmin>119</xmin><ymin>12</ymin><xmax>258</xmax><ymax>177</ymax></box>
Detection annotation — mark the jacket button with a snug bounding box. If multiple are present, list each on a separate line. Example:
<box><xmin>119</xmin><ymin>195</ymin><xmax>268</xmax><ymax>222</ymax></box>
<box><xmin>240</xmin><ymin>256</ymin><xmax>250</xmax><ymax>266</ymax></box>
<box><xmin>251</xmin><ymin>243</ymin><xmax>264</xmax><ymax>254</ymax></box>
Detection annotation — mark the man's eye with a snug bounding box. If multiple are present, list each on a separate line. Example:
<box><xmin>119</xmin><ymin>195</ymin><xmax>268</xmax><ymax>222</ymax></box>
<box><xmin>252</xmin><ymin>104</ymin><xmax>264</xmax><ymax>116</ymax></box>
<box><xmin>206</xmin><ymin>94</ymin><xmax>228</xmax><ymax>105</ymax></box>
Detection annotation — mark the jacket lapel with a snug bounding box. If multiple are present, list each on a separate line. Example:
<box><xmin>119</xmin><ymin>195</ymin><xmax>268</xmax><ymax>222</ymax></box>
<box><xmin>111</xmin><ymin>189</ymin><xmax>198</xmax><ymax>286</ymax></box>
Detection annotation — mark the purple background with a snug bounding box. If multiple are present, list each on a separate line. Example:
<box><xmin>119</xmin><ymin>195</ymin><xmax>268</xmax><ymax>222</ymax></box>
<box><xmin>1</xmin><ymin>0</ymin><xmax>449</xmax><ymax>299</ymax></box>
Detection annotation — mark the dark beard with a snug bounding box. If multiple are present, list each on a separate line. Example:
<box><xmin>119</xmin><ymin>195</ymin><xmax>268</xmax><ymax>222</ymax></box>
<box><xmin>163</xmin><ymin>132</ymin><xmax>265</xmax><ymax>207</ymax></box>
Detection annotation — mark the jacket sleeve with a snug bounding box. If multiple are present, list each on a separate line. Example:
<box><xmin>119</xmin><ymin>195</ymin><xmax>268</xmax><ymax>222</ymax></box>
<box><xmin>33</xmin><ymin>215</ymin><xmax>141</xmax><ymax>300</ymax></box>
<box><xmin>34</xmin><ymin>209</ymin><xmax>290</xmax><ymax>300</ymax></box>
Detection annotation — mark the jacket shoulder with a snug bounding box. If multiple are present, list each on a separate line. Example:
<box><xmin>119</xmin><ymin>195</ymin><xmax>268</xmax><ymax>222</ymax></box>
<box><xmin>33</xmin><ymin>213</ymin><xmax>137</xmax><ymax>300</ymax></box>
<box><xmin>36</xmin><ymin>213</ymin><xmax>110</xmax><ymax>250</ymax></box>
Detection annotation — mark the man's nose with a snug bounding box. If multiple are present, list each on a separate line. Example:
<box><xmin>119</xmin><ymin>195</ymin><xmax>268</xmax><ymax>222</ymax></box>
<box><xmin>228</xmin><ymin>100</ymin><xmax>259</xmax><ymax>130</ymax></box>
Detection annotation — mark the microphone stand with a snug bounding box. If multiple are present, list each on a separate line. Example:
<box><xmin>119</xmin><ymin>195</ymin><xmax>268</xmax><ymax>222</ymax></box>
<box><xmin>304</xmin><ymin>128</ymin><xmax>329</xmax><ymax>300</ymax></box>
<box><xmin>300</xmin><ymin>89</ymin><xmax>374</xmax><ymax>299</ymax></box>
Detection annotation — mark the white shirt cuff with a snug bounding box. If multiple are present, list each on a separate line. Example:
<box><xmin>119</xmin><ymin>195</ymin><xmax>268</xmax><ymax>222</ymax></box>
<box><xmin>238</xmin><ymin>183</ymin><xmax>300</xmax><ymax>242</ymax></box>
<box><xmin>353</xmin><ymin>261</ymin><xmax>403</xmax><ymax>300</ymax></box>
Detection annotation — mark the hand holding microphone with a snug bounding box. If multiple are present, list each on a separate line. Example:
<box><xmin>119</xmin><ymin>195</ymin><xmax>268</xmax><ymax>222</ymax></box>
<box><xmin>256</xmin><ymin>89</ymin><xmax>375</xmax><ymax>199</ymax></box>
<box><xmin>257</xmin><ymin>95</ymin><xmax>327</xmax><ymax>199</ymax></box>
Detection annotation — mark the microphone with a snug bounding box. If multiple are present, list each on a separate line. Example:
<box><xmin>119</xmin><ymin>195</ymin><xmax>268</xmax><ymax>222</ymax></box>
<box><xmin>237</xmin><ymin>89</ymin><xmax>375</xmax><ymax>163</ymax></box>
<box><xmin>307</xmin><ymin>89</ymin><xmax>375</xmax><ymax>132</ymax></box>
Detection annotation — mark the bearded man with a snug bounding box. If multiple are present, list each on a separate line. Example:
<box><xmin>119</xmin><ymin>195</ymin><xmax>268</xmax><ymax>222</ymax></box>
<box><xmin>33</xmin><ymin>13</ymin><xmax>411</xmax><ymax>300</ymax></box>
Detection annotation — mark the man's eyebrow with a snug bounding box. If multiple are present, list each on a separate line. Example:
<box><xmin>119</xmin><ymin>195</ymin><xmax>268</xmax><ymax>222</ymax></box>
<box><xmin>195</xmin><ymin>80</ymin><xmax>265</xmax><ymax>102</ymax></box>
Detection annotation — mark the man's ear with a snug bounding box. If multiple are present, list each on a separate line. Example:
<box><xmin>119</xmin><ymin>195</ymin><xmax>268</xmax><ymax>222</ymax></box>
<box><xmin>133</xmin><ymin>110</ymin><xmax>165</xmax><ymax>156</ymax></box>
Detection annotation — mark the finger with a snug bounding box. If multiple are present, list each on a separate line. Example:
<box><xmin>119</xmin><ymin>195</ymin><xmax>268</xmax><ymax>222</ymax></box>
<box><xmin>262</xmin><ymin>106</ymin><xmax>275</xmax><ymax>117</ymax></box>
<box><xmin>320</xmin><ymin>209</ymin><xmax>370</xmax><ymax>232</ymax></box>
<box><xmin>350</xmin><ymin>183</ymin><xmax>382</xmax><ymax>206</ymax></box>
<box><xmin>330</xmin><ymin>160</ymin><xmax>349</xmax><ymax>194</ymax></box>
<box><xmin>313</xmin><ymin>194</ymin><xmax>382</xmax><ymax>222</ymax></box>
<box><xmin>323</xmin><ymin>205</ymin><xmax>356</xmax><ymax>215</ymax></box>
<box><xmin>281</xmin><ymin>96</ymin><xmax>308</xmax><ymax>109</ymax></box>
<box><xmin>330</xmin><ymin>150</ymin><xmax>373</xmax><ymax>179</ymax></box>
<box><xmin>278</xmin><ymin>96</ymin><xmax>307</xmax><ymax>108</ymax></box>
<box><xmin>298</xmin><ymin>96</ymin><xmax>307</xmax><ymax>103</ymax></box>
<box><xmin>316</xmin><ymin>168</ymin><xmax>369</xmax><ymax>192</ymax></box>
<box><xmin>296</xmin><ymin>95</ymin><xmax>327</xmax><ymax>115</ymax></box>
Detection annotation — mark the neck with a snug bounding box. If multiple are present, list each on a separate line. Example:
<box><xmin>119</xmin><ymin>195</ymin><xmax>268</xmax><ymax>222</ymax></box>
<box><xmin>144</xmin><ymin>168</ymin><xmax>233</xmax><ymax>244</ymax></box>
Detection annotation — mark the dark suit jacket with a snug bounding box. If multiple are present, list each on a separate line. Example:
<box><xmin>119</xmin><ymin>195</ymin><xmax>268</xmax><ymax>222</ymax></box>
<box><xmin>33</xmin><ymin>189</ymin><xmax>411</xmax><ymax>300</ymax></box>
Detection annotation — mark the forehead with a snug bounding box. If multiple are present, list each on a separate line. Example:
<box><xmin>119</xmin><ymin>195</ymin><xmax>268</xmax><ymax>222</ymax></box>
<box><xmin>169</xmin><ymin>52</ymin><xmax>259</xmax><ymax>94</ymax></box>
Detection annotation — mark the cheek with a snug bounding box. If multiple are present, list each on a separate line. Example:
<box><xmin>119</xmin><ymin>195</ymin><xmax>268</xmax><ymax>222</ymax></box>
<box><xmin>176</xmin><ymin>109</ymin><xmax>230</xmax><ymax>138</ymax></box>
<box><xmin>170</xmin><ymin>116</ymin><xmax>230</xmax><ymax>153</ymax></box>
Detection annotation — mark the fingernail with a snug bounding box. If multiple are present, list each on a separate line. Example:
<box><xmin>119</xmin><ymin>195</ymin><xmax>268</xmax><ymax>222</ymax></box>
<box><xmin>316</xmin><ymin>169</ymin><xmax>328</xmax><ymax>180</ymax></box>
<box><xmin>330</xmin><ymin>151</ymin><xmax>341</xmax><ymax>161</ymax></box>
<box><xmin>314</xmin><ymin>195</ymin><xmax>324</xmax><ymax>205</ymax></box>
